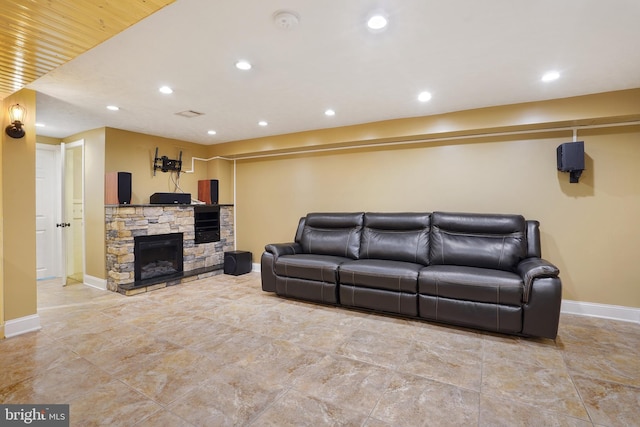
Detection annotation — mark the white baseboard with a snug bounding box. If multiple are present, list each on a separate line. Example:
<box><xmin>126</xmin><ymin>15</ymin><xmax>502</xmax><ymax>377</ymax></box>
<box><xmin>561</xmin><ymin>300</ymin><xmax>640</xmax><ymax>324</ymax></box>
<box><xmin>84</xmin><ymin>274</ymin><xmax>107</xmax><ymax>290</ymax></box>
<box><xmin>4</xmin><ymin>314</ymin><xmax>42</xmax><ymax>338</ymax></box>
<box><xmin>252</xmin><ymin>262</ymin><xmax>261</xmax><ymax>273</ymax></box>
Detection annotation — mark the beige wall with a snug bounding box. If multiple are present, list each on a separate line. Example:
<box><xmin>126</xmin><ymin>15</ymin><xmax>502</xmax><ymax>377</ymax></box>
<box><xmin>105</xmin><ymin>128</ymin><xmax>214</xmax><ymax>204</ymax></box>
<box><xmin>214</xmin><ymin>89</ymin><xmax>640</xmax><ymax>309</ymax></box>
<box><xmin>83</xmin><ymin>129</ymin><xmax>106</xmax><ymax>279</ymax></box>
<box><xmin>1</xmin><ymin>89</ymin><xmax>37</xmax><ymax>329</ymax></box>
<box><xmin>205</xmin><ymin>158</ymin><xmax>235</xmax><ymax>205</ymax></box>
<box><xmin>36</xmin><ymin>135</ymin><xmax>62</xmax><ymax>145</ymax></box>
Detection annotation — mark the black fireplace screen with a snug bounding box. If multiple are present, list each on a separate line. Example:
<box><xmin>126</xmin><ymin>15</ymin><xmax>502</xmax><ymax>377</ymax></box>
<box><xmin>134</xmin><ymin>233</ymin><xmax>183</xmax><ymax>282</ymax></box>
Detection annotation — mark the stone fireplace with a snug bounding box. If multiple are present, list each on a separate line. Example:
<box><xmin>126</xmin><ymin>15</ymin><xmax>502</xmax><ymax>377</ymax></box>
<box><xmin>105</xmin><ymin>204</ymin><xmax>234</xmax><ymax>295</ymax></box>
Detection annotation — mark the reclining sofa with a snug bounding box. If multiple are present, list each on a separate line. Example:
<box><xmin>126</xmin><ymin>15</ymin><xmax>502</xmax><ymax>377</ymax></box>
<box><xmin>261</xmin><ymin>211</ymin><xmax>562</xmax><ymax>339</ymax></box>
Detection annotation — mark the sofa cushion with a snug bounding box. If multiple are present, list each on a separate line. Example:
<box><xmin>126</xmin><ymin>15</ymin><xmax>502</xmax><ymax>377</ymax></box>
<box><xmin>300</xmin><ymin>212</ymin><xmax>364</xmax><ymax>259</ymax></box>
<box><xmin>419</xmin><ymin>265</ymin><xmax>524</xmax><ymax>306</ymax></box>
<box><xmin>340</xmin><ymin>285</ymin><xmax>418</xmax><ymax>316</ymax></box>
<box><xmin>275</xmin><ymin>277</ymin><xmax>338</xmax><ymax>304</ymax></box>
<box><xmin>275</xmin><ymin>254</ymin><xmax>349</xmax><ymax>284</ymax></box>
<box><xmin>418</xmin><ymin>295</ymin><xmax>522</xmax><ymax>334</ymax></box>
<box><xmin>430</xmin><ymin>211</ymin><xmax>527</xmax><ymax>272</ymax></box>
<box><xmin>339</xmin><ymin>259</ymin><xmax>421</xmax><ymax>293</ymax></box>
<box><xmin>360</xmin><ymin>212</ymin><xmax>430</xmax><ymax>265</ymax></box>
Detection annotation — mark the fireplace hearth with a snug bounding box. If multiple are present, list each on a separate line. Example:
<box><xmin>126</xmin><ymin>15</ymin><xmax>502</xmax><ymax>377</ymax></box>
<box><xmin>134</xmin><ymin>233</ymin><xmax>183</xmax><ymax>286</ymax></box>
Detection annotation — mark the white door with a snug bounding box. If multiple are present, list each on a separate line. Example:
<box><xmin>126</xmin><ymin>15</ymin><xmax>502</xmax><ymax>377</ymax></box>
<box><xmin>35</xmin><ymin>144</ymin><xmax>62</xmax><ymax>279</ymax></box>
<box><xmin>61</xmin><ymin>141</ymin><xmax>85</xmax><ymax>285</ymax></box>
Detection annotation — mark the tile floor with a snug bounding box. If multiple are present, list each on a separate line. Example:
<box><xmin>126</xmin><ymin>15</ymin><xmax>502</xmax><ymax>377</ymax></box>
<box><xmin>1</xmin><ymin>273</ymin><xmax>638</xmax><ymax>426</ymax></box>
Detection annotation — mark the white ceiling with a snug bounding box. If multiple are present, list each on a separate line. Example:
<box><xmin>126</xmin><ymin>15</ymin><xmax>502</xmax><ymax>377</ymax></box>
<box><xmin>28</xmin><ymin>0</ymin><xmax>640</xmax><ymax>145</ymax></box>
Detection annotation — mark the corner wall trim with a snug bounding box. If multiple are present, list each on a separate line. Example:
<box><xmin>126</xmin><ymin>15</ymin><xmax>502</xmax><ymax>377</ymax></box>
<box><xmin>561</xmin><ymin>299</ymin><xmax>640</xmax><ymax>324</ymax></box>
<box><xmin>4</xmin><ymin>314</ymin><xmax>42</xmax><ymax>338</ymax></box>
<box><xmin>252</xmin><ymin>262</ymin><xmax>261</xmax><ymax>273</ymax></box>
<box><xmin>84</xmin><ymin>274</ymin><xmax>107</xmax><ymax>291</ymax></box>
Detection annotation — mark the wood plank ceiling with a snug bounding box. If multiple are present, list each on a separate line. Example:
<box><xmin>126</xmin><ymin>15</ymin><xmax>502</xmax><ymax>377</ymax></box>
<box><xmin>0</xmin><ymin>0</ymin><xmax>175</xmax><ymax>100</ymax></box>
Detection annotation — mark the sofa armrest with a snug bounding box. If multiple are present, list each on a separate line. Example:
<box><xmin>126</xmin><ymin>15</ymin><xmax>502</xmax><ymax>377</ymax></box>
<box><xmin>265</xmin><ymin>242</ymin><xmax>303</xmax><ymax>258</ymax></box>
<box><xmin>517</xmin><ymin>258</ymin><xmax>560</xmax><ymax>303</ymax></box>
<box><xmin>261</xmin><ymin>243</ymin><xmax>303</xmax><ymax>293</ymax></box>
<box><xmin>522</xmin><ymin>277</ymin><xmax>562</xmax><ymax>339</ymax></box>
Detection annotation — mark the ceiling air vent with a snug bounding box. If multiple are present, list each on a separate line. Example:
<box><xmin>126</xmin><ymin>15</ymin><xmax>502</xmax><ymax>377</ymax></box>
<box><xmin>175</xmin><ymin>110</ymin><xmax>204</xmax><ymax>118</ymax></box>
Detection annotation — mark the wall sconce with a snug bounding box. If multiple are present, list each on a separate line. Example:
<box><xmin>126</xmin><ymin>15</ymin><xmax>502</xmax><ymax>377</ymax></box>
<box><xmin>5</xmin><ymin>104</ymin><xmax>26</xmax><ymax>139</ymax></box>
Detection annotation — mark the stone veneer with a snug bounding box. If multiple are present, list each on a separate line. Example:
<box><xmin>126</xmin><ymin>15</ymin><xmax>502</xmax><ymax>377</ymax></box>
<box><xmin>105</xmin><ymin>205</ymin><xmax>234</xmax><ymax>295</ymax></box>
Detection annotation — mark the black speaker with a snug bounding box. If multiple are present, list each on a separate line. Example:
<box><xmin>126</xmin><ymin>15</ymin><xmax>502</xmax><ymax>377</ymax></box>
<box><xmin>149</xmin><ymin>192</ymin><xmax>191</xmax><ymax>204</ymax></box>
<box><xmin>557</xmin><ymin>141</ymin><xmax>584</xmax><ymax>183</ymax></box>
<box><xmin>557</xmin><ymin>141</ymin><xmax>584</xmax><ymax>171</ymax></box>
<box><xmin>105</xmin><ymin>171</ymin><xmax>132</xmax><ymax>204</ymax></box>
<box><xmin>224</xmin><ymin>251</ymin><xmax>252</xmax><ymax>276</ymax></box>
<box><xmin>198</xmin><ymin>179</ymin><xmax>219</xmax><ymax>204</ymax></box>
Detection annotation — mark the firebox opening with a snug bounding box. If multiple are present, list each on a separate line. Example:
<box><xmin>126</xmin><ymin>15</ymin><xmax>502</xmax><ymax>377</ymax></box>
<box><xmin>134</xmin><ymin>233</ymin><xmax>184</xmax><ymax>285</ymax></box>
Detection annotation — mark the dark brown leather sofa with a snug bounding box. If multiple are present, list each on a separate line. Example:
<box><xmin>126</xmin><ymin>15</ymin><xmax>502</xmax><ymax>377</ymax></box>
<box><xmin>261</xmin><ymin>211</ymin><xmax>562</xmax><ymax>339</ymax></box>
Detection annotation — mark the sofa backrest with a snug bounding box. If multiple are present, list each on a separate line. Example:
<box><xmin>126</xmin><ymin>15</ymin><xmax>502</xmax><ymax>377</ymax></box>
<box><xmin>526</xmin><ymin>220</ymin><xmax>541</xmax><ymax>258</ymax></box>
<box><xmin>430</xmin><ymin>211</ymin><xmax>527</xmax><ymax>271</ymax></box>
<box><xmin>300</xmin><ymin>212</ymin><xmax>364</xmax><ymax>259</ymax></box>
<box><xmin>294</xmin><ymin>217</ymin><xmax>306</xmax><ymax>243</ymax></box>
<box><xmin>361</xmin><ymin>212</ymin><xmax>431</xmax><ymax>265</ymax></box>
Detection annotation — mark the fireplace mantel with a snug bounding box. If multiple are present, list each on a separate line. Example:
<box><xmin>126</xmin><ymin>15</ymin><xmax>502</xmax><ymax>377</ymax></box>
<box><xmin>105</xmin><ymin>204</ymin><xmax>234</xmax><ymax>295</ymax></box>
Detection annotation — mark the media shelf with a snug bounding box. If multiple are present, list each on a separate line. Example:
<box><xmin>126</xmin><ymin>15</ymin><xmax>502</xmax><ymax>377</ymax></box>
<box><xmin>194</xmin><ymin>205</ymin><xmax>220</xmax><ymax>244</ymax></box>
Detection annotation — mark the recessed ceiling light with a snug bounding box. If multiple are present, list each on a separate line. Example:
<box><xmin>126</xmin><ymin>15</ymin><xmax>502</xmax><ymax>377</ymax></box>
<box><xmin>542</xmin><ymin>71</ymin><xmax>560</xmax><ymax>82</ymax></box>
<box><xmin>367</xmin><ymin>14</ymin><xmax>388</xmax><ymax>30</ymax></box>
<box><xmin>207</xmin><ymin>130</ymin><xmax>217</xmax><ymax>135</ymax></box>
<box><xmin>107</xmin><ymin>105</ymin><xmax>119</xmax><ymax>111</ymax></box>
<box><xmin>35</xmin><ymin>123</ymin><xmax>45</xmax><ymax>127</ymax></box>
<box><xmin>324</xmin><ymin>109</ymin><xmax>336</xmax><ymax>116</ymax></box>
<box><xmin>418</xmin><ymin>91</ymin><xmax>432</xmax><ymax>102</ymax></box>
<box><xmin>236</xmin><ymin>60</ymin><xmax>252</xmax><ymax>70</ymax></box>
<box><xmin>258</xmin><ymin>121</ymin><xmax>268</xmax><ymax>126</ymax></box>
<box><xmin>159</xmin><ymin>86</ymin><xmax>173</xmax><ymax>94</ymax></box>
